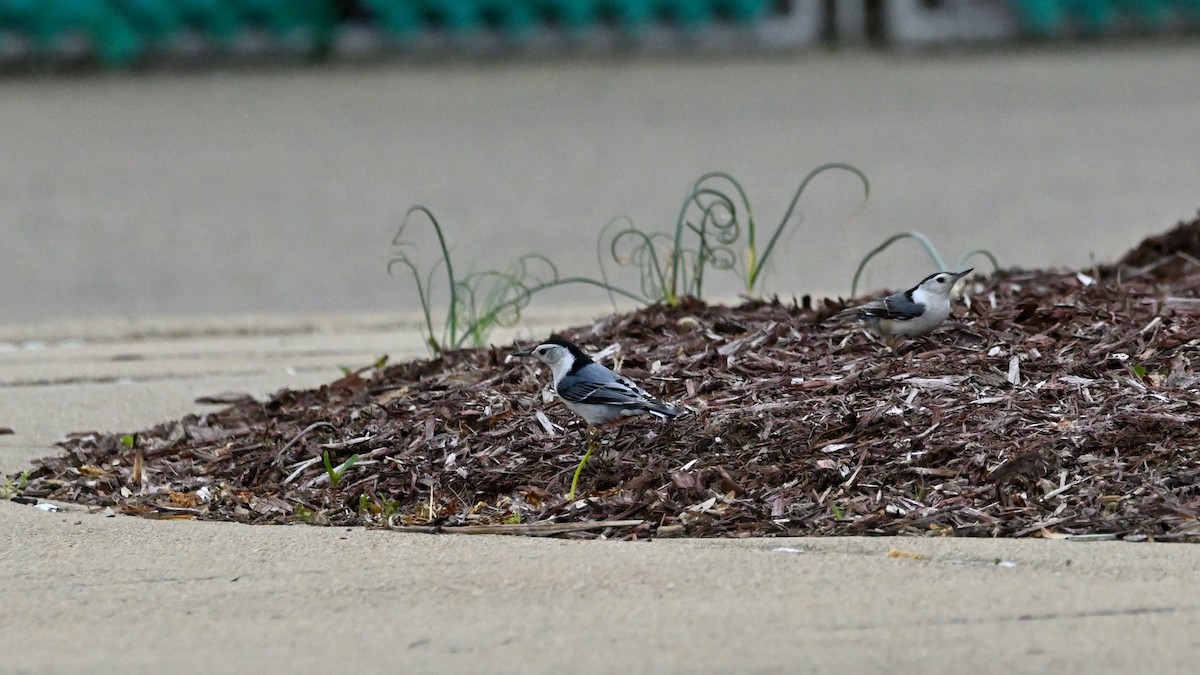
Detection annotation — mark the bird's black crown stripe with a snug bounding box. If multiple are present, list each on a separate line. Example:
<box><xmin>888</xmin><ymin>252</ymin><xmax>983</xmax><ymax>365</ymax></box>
<box><xmin>909</xmin><ymin>271</ymin><xmax>947</xmax><ymax>293</ymax></box>
<box><xmin>542</xmin><ymin>336</ymin><xmax>594</xmax><ymax>374</ymax></box>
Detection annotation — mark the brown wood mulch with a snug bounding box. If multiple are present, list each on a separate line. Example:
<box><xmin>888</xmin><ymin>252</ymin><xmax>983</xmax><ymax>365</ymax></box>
<box><xmin>14</xmin><ymin>215</ymin><xmax>1200</xmax><ymax>541</ymax></box>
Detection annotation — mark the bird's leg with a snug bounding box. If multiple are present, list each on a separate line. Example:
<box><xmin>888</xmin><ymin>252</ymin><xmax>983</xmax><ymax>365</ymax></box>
<box><xmin>568</xmin><ymin>426</ymin><xmax>600</xmax><ymax>501</ymax></box>
<box><xmin>911</xmin><ymin>336</ymin><xmax>940</xmax><ymax>355</ymax></box>
<box><xmin>880</xmin><ymin>335</ymin><xmax>905</xmax><ymax>353</ymax></box>
<box><xmin>862</xmin><ymin>329</ymin><xmax>892</xmax><ymax>352</ymax></box>
<box><xmin>892</xmin><ymin>336</ymin><xmax>917</xmax><ymax>354</ymax></box>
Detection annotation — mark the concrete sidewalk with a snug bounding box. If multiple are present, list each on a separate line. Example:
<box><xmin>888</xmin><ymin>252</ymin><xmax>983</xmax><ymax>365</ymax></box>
<box><xmin>3</xmin><ymin>313</ymin><xmax>1200</xmax><ymax>673</ymax></box>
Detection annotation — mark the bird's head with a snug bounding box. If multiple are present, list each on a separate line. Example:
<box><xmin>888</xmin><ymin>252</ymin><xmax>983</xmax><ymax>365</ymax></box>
<box><xmin>915</xmin><ymin>268</ymin><xmax>973</xmax><ymax>299</ymax></box>
<box><xmin>511</xmin><ymin>337</ymin><xmax>590</xmax><ymax>380</ymax></box>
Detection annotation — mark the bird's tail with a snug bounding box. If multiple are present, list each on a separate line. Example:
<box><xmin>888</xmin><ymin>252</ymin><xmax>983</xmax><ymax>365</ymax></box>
<box><xmin>828</xmin><ymin>306</ymin><xmax>861</xmax><ymax>320</ymax></box>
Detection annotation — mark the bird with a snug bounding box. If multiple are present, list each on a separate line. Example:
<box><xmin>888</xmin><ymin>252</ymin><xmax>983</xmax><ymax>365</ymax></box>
<box><xmin>830</xmin><ymin>269</ymin><xmax>973</xmax><ymax>338</ymax></box>
<box><xmin>511</xmin><ymin>337</ymin><xmax>680</xmax><ymax>499</ymax></box>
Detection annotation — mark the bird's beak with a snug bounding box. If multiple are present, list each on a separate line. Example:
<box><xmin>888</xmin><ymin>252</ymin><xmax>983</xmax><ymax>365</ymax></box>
<box><xmin>505</xmin><ymin>346</ymin><xmax>533</xmax><ymax>365</ymax></box>
<box><xmin>954</xmin><ymin>268</ymin><xmax>974</xmax><ymax>281</ymax></box>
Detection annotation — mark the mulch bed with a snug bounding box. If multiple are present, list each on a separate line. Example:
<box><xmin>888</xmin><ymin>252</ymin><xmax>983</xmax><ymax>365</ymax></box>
<box><xmin>15</xmin><ymin>216</ymin><xmax>1200</xmax><ymax>541</ymax></box>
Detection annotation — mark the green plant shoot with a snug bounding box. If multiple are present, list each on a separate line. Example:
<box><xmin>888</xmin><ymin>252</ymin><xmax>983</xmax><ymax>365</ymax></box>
<box><xmin>850</xmin><ymin>231</ymin><xmax>1000</xmax><ymax>297</ymax></box>
<box><xmin>389</xmin><ymin>206</ymin><xmax>641</xmax><ymax>354</ymax></box>
<box><xmin>599</xmin><ymin>164</ymin><xmax>870</xmax><ymax>306</ymax></box>
<box><xmin>322</xmin><ymin>451</ymin><xmax>360</xmax><ymax>488</ymax></box>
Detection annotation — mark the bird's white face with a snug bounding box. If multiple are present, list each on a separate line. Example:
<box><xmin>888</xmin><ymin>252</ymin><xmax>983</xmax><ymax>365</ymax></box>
<box><xmin>915</xmin><ymin>269</ymin><xmax>971</xmax><ymax>301</ymax></box>
<box><xmin>528</xmin><ymin>343</ymin><xmax>575</xmax><ymax>380</ymax></box>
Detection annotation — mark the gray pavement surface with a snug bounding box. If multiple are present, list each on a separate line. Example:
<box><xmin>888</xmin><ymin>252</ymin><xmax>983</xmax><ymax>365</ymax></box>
<box><xmin>2</xmin><ymin>45</ymin><xmax>1199</xmax><ymax>322</ymax></box>
<box><xmin>4</xmin><ymin>500</ymin><xmax>1200</xmax><ymax>674</ymax></box>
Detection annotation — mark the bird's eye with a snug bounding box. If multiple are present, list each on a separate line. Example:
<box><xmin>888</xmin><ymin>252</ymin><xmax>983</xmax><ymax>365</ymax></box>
<box><xmin>936</xmin><ymin>276</ymin><xmax>946</xmax><ymax>284</ymax></box>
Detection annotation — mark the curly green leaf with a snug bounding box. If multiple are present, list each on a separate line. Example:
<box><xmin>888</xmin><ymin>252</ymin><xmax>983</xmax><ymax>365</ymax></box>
<box><xmin>752</xmin><ymin>163</ymin><xmax>870</xmax><ymax>291</ymax></box>
<box><xmin>850</xmin><ymin>231</ymin><xmax>948</xmax><ymax>298</ymax></box>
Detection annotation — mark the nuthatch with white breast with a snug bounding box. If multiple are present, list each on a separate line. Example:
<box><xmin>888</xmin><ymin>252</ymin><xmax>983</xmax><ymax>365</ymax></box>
<box><xmin>511</xmin><ymin>337</ymin><xmax>680</xmax><ymax>499</ymax></box>
<box><xmin>831</xmin><ymin>269</ymin><xmax>973</xmax><ymax>337</ymax></box>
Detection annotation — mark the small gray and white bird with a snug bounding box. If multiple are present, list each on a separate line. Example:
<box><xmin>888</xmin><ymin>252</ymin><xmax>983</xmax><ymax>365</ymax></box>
<box><xmin>512</xmin><ymin>337</ymin><xmax>680</xmax><ymax>426</ymax></box>
<box><xmin>831</xmin><ymin>269</ymin><xmax>973</xmax><ymax>337</ymax></box>
<box><xmin>512</xmin><ymin>337</ymin><xmax>681</xmax><ymax>499</ymax></box>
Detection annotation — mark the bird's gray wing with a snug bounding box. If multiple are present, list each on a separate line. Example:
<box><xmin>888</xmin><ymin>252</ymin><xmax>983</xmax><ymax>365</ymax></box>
<box><xmin>851</xmin><ymin>292</ymin><xmax>926</xmax><ymax>321</ymax></box>
<box><xmin>557</xmin><ymin>364</ymin><xmax>653</xmax><ymax>406</ymax></box>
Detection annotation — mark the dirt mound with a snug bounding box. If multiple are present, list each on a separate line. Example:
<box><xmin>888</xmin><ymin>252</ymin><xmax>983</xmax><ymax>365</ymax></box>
<box><xmin>1114</xmin><ymin>212</ymin><xmax>1200</xmax><ymax>280</ymax></box>
<box><xmin>16</xmin><ymin>263</ymin><xmax>1200</xmax><ymax>541</ymax></box>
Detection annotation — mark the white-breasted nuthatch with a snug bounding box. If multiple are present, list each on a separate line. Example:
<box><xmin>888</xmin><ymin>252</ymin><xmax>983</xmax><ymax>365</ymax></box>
<box><xmin>511</xmin><ymin>337</ymin><xmax>680</xmax><ymax>499</ymax></box>
<box><xmin>512</xmin><ymin>337</ymin><xmax>680</xmax><ymax>426</ymax></box>
<box><xmin>830</xmin><ymin>269</ymin><xmax>973</xmax><ymax>337</ymax></box>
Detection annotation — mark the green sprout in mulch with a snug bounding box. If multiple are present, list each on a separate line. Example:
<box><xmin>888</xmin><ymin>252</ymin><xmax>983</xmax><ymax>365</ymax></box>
<box><xmin>568</xmin><ymin>429</ymin><xmax>602</xmax><ymax>502</ymax></box>
<box><xmin>850</xmin><ymin>230</ymin><xmax>1001</xmax><ymax>298</ymax></box>
<box><xmin>390</xmin><ymin>165</ymin><xmax>871</xmax><ymax>354</ymax></box>
<box><xmin>0</xmin><ymin>470</ymin><xmax>30</xmax><ymax>500</ymax></box>
<box><xmin>323</xmin><ymin>450</ymin><xmax>359</xmax><ymax>488</ymax></box>
<box><xmin>13</xmin><ymin>214</ymin><xmax>1200</xmax><ymax>541</ymax></box>
<box><xmin>388</xmin><ymin>205</ymin><xmax>643</xmax><ymax>355</ymax></box>
<box><xmin>598</xmin><ymin>164</ymin><xmax>871</xmax><ymax>306</ymax></box>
